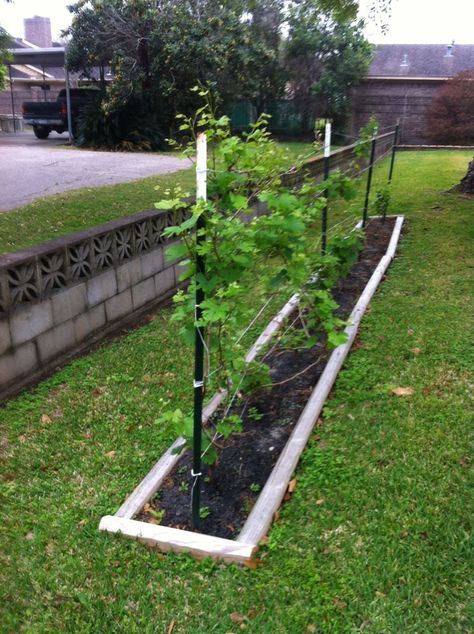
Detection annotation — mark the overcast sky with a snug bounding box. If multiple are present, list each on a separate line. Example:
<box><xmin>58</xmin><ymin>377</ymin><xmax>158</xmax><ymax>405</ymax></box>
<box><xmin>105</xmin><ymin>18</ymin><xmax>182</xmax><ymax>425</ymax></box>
<box><xmin>2</xmin><ymin>0</ymin><xmax>474</xmax><ymax>44</ymax></box>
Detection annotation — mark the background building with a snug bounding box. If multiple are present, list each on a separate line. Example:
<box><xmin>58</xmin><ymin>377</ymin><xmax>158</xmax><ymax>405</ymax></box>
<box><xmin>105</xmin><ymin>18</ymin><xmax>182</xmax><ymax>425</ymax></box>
<box><xmin>351</xmin><ymin>43</ymin><xmax>474</xmax><ymax>144</ymax></box>
<box><xmin>0</xmin><ymin>16</ymin><xmax>67</xmax><ymax>118</ymax></box>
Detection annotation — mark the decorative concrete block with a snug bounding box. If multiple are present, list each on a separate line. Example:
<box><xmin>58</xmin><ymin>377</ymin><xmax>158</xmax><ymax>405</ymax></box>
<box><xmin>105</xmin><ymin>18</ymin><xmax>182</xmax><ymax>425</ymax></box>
<box><xmin>0</xmin><ymin>319</ymin><xmax>11</xmax><ymax>355</ymax></box>
<box><xmin>10</xmin><ymin>300</ymin><xmax>53</xmax><ymax>347</ymax></box>
<box><xmin>154</xmin><ymin>267</ymin><xmax>175</xmax><ymax>296</ymax></box>
<box><xmin>132</xmin><ymin>278</ymin><xmax>156</xmax><ymax>310</ymax></box>
<box><xmin>86</xmin><ymin>269</ymin><xmax>117</xmax><ymax>307</ymax></box>
<box><xmin>51</xmin><ymin>283</ymin><xmax>87</xmax><ymax>324</ymax></box>
<box><xmin>105</xmin><ymin>289</ymin><xmax>133</xmax><ymax>322</ymax></box>
<box><xmin>116</xmin><ymin>259</ymin><xmax>143</xmax><ymax>293</ymax></box>
<box><xmin>37</xmin><ymin>321</ymin><xmax>76</xmax><ymax>363</ymax></box>
<box><xmin>141</xmin><ymin>248</ymin><xmax>164</xmax><ymax>279</ymax></box>
<box><xmin>74</xmin><ymin>303</ymin><xmax>106</xmax><ymax>342</ymax></box>
<box><xmin>0</xmin><ymin>342</ymin><xmax>38</xmax><ymax>385</ymax></box>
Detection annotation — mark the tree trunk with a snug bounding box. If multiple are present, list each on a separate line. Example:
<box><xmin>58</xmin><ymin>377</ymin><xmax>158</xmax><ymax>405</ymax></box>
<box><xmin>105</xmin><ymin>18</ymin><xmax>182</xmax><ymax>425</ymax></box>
<box><xmin>453</xmin><ymin>157</ymin><xmax>474</xmax><ymax>193</ymax></box>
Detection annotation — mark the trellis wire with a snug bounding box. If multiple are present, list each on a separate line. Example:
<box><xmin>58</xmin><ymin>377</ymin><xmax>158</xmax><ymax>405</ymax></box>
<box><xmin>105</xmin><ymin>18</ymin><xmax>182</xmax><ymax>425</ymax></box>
<box><xmin>188</xmin><ymin>124</ymin><xmax>397</xmax><ymax>526</ymax></box>
<box><xmin>362</xmin><ymin>136</ymin><xmax>377</xmax><ymax>228</ymax></box>
<box><xmin>320</xmin><ymin>126</ymin><xmax>396</xmax><ymax>244</ymax></box>
<box><xmin>386</xmin><ymin>121</ymin><xmax>400</xmax><ymax>221</ymax></box>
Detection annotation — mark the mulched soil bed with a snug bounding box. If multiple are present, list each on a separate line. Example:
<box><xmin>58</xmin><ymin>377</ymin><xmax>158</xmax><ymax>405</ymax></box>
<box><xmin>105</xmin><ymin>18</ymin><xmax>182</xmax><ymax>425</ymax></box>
<box><xmin>137</xmin><ymin>217</ymin><xmax>398</xmax><ymax>539</ymax></box>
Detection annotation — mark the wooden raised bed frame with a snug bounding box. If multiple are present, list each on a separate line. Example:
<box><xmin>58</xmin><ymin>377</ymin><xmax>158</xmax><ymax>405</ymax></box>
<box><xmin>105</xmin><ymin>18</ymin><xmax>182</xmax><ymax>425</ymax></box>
<box><xmin>99</xmin><ymin>215</ymin><xmax>405</xmax><ymax>565</ymax></box>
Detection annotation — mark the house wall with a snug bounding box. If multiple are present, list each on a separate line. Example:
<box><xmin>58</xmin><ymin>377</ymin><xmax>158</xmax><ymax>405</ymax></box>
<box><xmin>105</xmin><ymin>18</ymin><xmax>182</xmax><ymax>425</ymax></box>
<box><xmin>351</xmin><ymin>78</ymin><xmax>444</xmax><ymax>145</ymax></box>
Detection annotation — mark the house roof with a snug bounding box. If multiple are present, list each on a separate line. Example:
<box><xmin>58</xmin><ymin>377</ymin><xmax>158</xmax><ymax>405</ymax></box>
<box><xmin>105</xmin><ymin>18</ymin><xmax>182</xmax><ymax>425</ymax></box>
<box><xmin>368</xmin><ymin>44</ymin><xmax>474</xmax><ymax>78</ymax></box>
<box><xmin>5</xmin><ymin>38</ymin><xmax>107</xmax><ymax>83</ymax></box>
<box><xmin>5</xmin><ymin>37</ymin><xmax>66</xmax><ymax>79</ymax></box>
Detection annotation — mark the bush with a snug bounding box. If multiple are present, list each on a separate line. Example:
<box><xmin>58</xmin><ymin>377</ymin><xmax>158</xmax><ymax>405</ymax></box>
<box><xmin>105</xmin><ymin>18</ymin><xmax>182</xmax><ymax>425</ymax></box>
<box><xmin>426</xmin><ymin>71</ymin><xmax>474</xmax><ymax>144</ymax></box>
<box><xmin>75</xmin><ymin>95</ymin><xmax>167</xmax><ymax>151</ymax></box>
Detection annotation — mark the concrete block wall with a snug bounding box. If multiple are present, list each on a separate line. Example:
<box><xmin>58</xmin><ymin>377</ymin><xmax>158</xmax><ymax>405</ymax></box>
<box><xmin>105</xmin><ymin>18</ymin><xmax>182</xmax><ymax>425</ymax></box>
<box><xmin>0</xmin><ymin>208</ymin><xmax>188</xmax><ymax>400</ymax></box>
<box><xmin>282</xmin><ymin>129</ymin><xmax>395</xmax><ymax>189</ymax></box>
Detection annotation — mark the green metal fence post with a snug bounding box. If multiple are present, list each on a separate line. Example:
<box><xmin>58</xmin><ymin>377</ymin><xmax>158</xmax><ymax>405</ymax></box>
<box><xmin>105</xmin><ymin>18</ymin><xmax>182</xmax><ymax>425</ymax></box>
<box><xmin>362</xmin><ymin>136</ymin><xmax>377</xmax><ymax>229</ymax></box>
<box><xmin>388</xmin><ymin>121</ymin><xmax>400</xmax><ymax>183</ymax></box>
<box><xmin>321</xmin><ymin>120</ymin><xmax>331</xmax><ymax>255</ymax></box>
<box><xmin>192</xmin><ymin>133</ymin><xmax>207</xmax><ymax>530</ymax></box>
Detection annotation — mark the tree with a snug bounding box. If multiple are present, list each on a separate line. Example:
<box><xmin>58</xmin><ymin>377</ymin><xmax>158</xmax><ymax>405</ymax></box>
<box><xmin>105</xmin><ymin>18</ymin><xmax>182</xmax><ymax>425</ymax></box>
<box><xmin>65</xmin><ymin>1</ymin><xmax>115</xmax><ymax>88</ymax></box>
<box><xmin>453</xmin><ymin>157</ymin><xmax>474</xmax><ymax>194</ymax></box>
<box><xmin>65</xmin><ymin>0</ymin><xmax>386</xmax><ymax>148</ymax></box>
<box><xmin>285</xmin><ymin>3</ymin><xmax>372</xmax><ymax>130</ymax></box>
<box><xmin>0</xmin><ymin>26</ymin><xmax>10</xmax><ymax>91</ymax></box>
<box><xmin>0</xmin><ymin>1</ymin><xmax>13</xmax><ymax>91</ymax></box>
<box><xmin>65</xmin><ymin>0</ymin><xmax>285</xmax><ymax>148</ymax></box>
<box><xmin>426</xmin><ymin>71</ymin><xmax>474</xmax><ymax>145</ymax></box>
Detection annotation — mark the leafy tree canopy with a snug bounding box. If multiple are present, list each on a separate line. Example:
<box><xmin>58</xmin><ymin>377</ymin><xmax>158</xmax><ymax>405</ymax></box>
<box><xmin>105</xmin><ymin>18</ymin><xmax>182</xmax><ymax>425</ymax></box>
<box><xmin>65</xmin><ymin>0</ymin><xmax>386</xmax><ymax>147</ymax></box>
<box><xmin>0</xmin><ymin>26</ymin><xmax>10</xmax><ymax>91</ymax></box>
<box><xmin>66</xmin><ymin>0</ymin><xmax>285</xmax><ymax>146</ymax></box>
<box><xmin>0</xmin><ymin>1</ymin><xmax>13</xmax><ymax>91</ymax></box>
<box><xmin>286</xmin><ymin>3</ymin><xmax>372</xmax><ymax>129</ymax></box>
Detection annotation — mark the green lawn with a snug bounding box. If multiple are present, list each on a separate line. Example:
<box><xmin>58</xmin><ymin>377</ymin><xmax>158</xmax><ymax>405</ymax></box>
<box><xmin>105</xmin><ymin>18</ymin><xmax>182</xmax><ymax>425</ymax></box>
<box><xmin>1</xmin><ymin>151</ymin><xmax>473</xmax><ymax>632</ymax></box>
<box><xmin>0</xmin><ymin>141</ymin><xmax>315</xmax><ymax>256</ymax></box>
<box><xmin>0</xmin><ymin>167</ymin><xmax>195</xmax><ymax>256</ymax></box>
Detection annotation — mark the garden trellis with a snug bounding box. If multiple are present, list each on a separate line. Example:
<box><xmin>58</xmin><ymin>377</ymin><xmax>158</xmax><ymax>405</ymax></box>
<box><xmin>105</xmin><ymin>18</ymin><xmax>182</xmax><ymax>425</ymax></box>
<box><xmin>99</xmin><ymin>103</ymin><xmax>404</xmax><ymax>563</ymax></box>
<box><xmin>183</xmin><ymin>114</ymin><xmax>400</xmax><ymax>529</ymax></box>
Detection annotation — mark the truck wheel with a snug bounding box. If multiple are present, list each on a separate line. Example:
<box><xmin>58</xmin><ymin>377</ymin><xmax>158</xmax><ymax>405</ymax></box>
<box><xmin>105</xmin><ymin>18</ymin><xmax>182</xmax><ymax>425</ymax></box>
<box><xmin>33</xmin><ymin>126</ymin><xmax>50</xmax><ymax>139</ymax></box>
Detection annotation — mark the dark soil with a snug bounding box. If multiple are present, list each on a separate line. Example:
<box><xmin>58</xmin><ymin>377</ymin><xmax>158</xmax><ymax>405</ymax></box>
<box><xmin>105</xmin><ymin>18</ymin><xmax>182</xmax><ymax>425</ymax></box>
<box><xmin>137</xmin><ymin>217</ymin><xmax>398</xmax><ymax>539</ymax></box>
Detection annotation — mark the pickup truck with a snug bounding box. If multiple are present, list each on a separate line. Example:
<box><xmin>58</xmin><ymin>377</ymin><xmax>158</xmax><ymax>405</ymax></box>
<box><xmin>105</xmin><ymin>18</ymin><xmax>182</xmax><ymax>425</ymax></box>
<box><xmin>22</xmin><ymin>88</ymin><xmax>99</xmax><ymax>139</ymax></box>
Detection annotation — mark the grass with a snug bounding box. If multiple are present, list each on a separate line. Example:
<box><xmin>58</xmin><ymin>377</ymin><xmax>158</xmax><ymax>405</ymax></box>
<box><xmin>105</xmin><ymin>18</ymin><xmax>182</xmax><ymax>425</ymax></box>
<box><xmin>0</xmin><ymin>141</ymin><xmax>314</xmax><ymax>256</ymax></box>
<box><xmin>1</xmin><ymin>150</ymin><xmax>473</xmax><ymax>632</ymax></box>
<box><xmin>0</xmin><ymin>168</ymin><xmax>194</xmax><ymax>256</ymax></box>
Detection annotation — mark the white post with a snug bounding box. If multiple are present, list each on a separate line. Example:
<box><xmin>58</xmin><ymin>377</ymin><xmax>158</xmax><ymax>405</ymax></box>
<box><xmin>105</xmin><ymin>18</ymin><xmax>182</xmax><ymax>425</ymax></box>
<box><xmin>196</xmin><ymin>132</ymin><xmax>207</xmax><ymax>201</ymax></box>
<box><xmin>322</xmin><ymin>120</ymin><xmax>332</xmax><ymax>254</ymax></box>
<box><xmin>192</xmin><ymin>130</ymin><xmax>207</xmax><ymax>529</ymax></box>
<box><xmin>324</xmin><ymin>120</ymin><xmax>332</xmax><ymax>158</ymax></box>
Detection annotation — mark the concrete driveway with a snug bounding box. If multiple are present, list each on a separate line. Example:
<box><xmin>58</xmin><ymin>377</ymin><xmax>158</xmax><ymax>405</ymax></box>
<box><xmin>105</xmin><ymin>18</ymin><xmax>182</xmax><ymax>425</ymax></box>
<box><xmin>0</xmin><ymin>131</ymin><xmax>191</xmax><ymax>212</ymax></box>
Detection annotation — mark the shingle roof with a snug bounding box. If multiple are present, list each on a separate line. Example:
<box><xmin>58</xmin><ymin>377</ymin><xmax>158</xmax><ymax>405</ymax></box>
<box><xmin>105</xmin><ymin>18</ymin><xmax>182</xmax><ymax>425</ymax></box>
<box><xmin>6</xmin><ymin>37</ymin><xmax>66</xmax><ymax>79</ymax></box>
<box><xmin>368</xmin><ymin>44</ymin><xmax>474</xmax><ymax>78</ymax></box>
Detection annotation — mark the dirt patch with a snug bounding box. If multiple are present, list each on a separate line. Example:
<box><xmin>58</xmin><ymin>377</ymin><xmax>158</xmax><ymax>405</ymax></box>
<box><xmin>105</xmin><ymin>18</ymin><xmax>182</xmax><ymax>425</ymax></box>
<box><xmin>137</xmin><ymin>217</ymin><xmax>399</xmax><ymax>538</ymax></box>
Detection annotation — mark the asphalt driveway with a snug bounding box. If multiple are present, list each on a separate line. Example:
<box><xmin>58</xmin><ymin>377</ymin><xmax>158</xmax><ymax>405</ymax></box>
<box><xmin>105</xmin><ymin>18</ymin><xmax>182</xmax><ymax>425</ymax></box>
<box><xmin>0</xmin><ymin>132</ymin><xmax>191</xmax><ymax>212</ymax></box>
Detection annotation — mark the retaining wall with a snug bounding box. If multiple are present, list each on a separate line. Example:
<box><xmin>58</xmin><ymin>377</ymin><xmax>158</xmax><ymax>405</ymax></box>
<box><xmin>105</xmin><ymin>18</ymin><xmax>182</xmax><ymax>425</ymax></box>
<box><xmin>0</xmin><ymin>207</ymin><xmax>188</xmax><ymax>400</ymax></box>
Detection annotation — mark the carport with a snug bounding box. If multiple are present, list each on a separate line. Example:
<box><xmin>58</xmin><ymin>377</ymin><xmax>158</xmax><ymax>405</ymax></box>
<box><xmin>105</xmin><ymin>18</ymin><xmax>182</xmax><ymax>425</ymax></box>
<box><xmin>5</xmin><ymin>46</ymin><xmax>74</xmax><ymax>141</ymax></box>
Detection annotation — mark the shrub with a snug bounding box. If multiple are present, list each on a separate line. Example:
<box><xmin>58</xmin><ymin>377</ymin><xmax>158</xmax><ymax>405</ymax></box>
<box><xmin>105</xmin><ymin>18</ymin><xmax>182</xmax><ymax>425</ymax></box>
<box><xmin>75</xmin><ymin>95</ymin><xmax>166</xmax><ymax>151</ymax></box>
<box><xmin>426</xmin><ymin>71</ymin><xmax>474</xmax><ymax>145</ymax></box>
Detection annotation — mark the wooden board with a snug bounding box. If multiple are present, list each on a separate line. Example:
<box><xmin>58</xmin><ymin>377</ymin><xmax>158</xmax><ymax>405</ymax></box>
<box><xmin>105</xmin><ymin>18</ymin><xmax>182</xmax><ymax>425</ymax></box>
<box><xmin>101</xmin><ymin>215</ymin><xmax>404</xmax><ymax>563</ymax></box>
<box><xmin>115</xmin><ymin>437</ymin><xmax>186</xmax><ymax>519</ymax></box>
<box><xmin>100</xmin><ymin>515</ymin><xmax>256</xmax><ymax>565</ymax></box>
<box><xmin>245</xmin><ymin>294</ymin><xmax>299</xmax><ymax>363</ymax></box>
<box><xmin>112</xmin><ymin>291</ymin><xmax>301</xmax><ymax>520</ymax></box>
<box><xmin>237</xmin><ymin>215</ymin><xmax>404</xmax><ymax>545</ymax></box>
